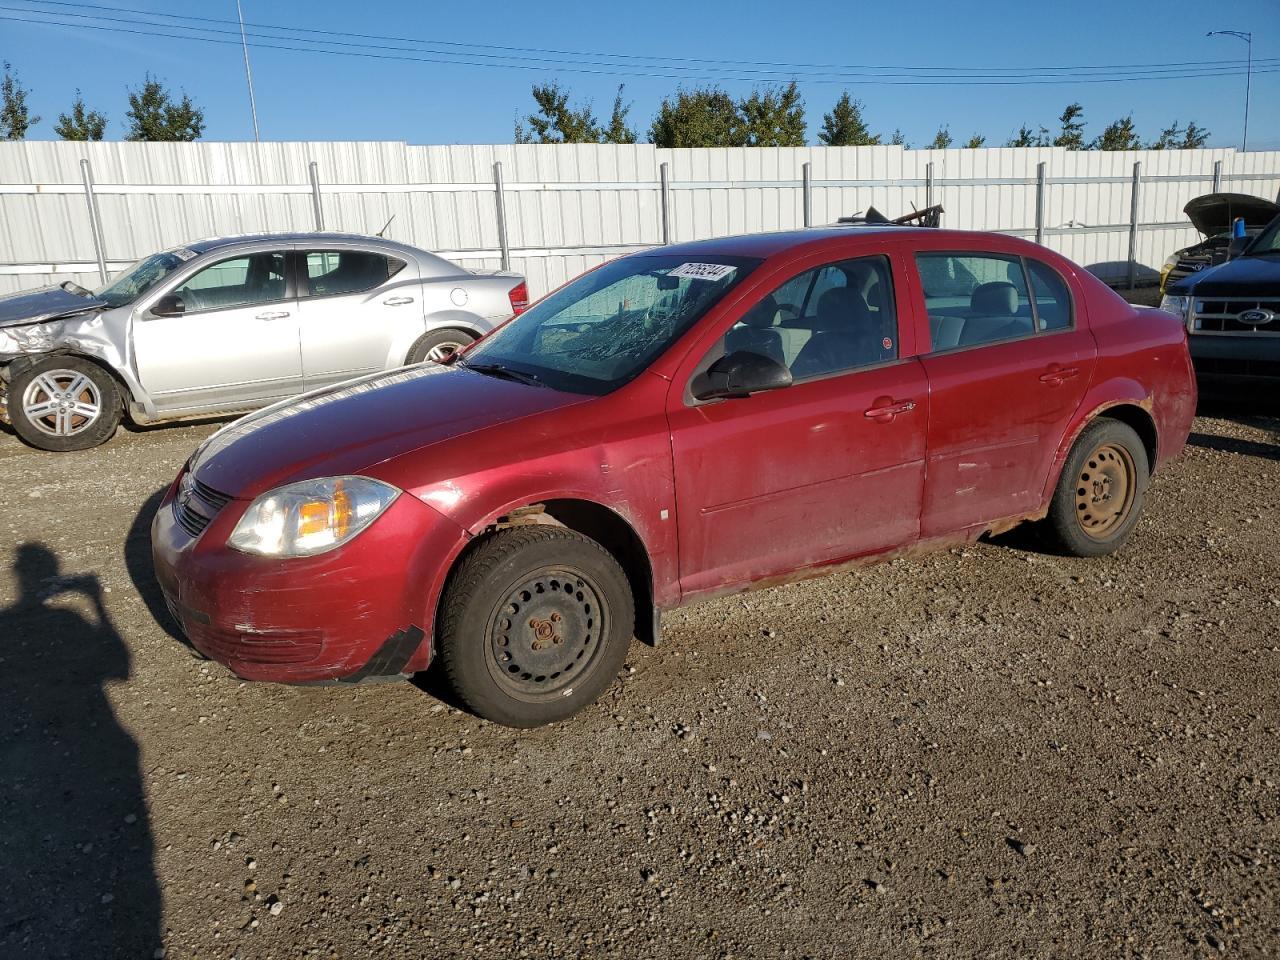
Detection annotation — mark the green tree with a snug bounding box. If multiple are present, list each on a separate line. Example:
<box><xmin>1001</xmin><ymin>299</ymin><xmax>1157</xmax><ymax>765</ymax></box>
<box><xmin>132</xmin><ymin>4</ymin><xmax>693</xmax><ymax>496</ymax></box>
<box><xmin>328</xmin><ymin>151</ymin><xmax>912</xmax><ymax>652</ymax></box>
<box><xmin>1090</xmin><ymin>115</ymin><xmax>1141</xmax><ymax>151</ymax></box>
<box><xmin>1148</xmin><ymin>120</ymin><xmax>1211</xmax><ymax>150</ymax></box>
<box><xmin>889</xmin><ymin>128</ymin><xmax>908</xmax><ymax>147</ymax></box>
<box><xmin>927</xmin><ymin>125</ymin><xmax>954</xmax><ymax>149</ymax></box>
<box><xmin>1179</xmin><ymin>121</ymin><xmax>1210</xmax><ymax>149</ymax></box>
<box><xmin>818</xmin><ymin>93</ymin><xmax>879</xmax><ymax>146</ymax></box>
<box><xmin>1006</xmin><ymin>124</ymin><xmax>1049</xmax><ymax>147</ymax></box>
<box><xmin>648</xmin><ymin>87</ymin><xmax>744</xmax><ymax>148</ymax></box>
<box><xmin>1053</xmin><ymin>103</ymin><xmax>1086</xmax><ymax>149</ymax></box>
<box><xmin>603</xmin><ymin>86</ymin><xmax>636</xmax><ymax>144</ymax></box>
<box><xmin>515</xmin><ymin>82</ymin><xmax>606</xmax><ymax>144</ymax></box>
<box><xmin>963</xmin><ymin>133</ymin><xmax>986</xmax><ymax>148</ymax></box>
<box><xmin>125</xmin><ymin>75</ymin><xmax>204</xmax><ymax>142</ymax></box>
<box><xmin>1</xmin><ymin>62</ymin><xmax>39</xmax><ymax>140</ymax></box>
<box><xmin>54</xmin><ymin>91</ymin><xmax>107</xmax><ymax>141</ymax></box>
<box><xmin>737</xmin><ymin>82</ymin><xmax>805</xmax><ymax>147</ymax></box>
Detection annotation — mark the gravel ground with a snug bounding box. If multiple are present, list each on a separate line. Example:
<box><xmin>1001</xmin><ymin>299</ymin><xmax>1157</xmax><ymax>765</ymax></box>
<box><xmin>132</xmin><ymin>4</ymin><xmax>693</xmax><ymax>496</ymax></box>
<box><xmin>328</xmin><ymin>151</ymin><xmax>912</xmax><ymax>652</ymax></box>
<box><xmin>1</xmin><ymin>385</ymin><xmax>1277</xmax><ymax>959</ymax></box>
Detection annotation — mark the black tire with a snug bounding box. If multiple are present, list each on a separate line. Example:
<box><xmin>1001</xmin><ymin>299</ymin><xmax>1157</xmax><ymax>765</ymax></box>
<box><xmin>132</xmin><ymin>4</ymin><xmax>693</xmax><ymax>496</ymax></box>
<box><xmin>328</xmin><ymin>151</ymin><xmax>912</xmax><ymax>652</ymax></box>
<box><xmin>437</xmin><ymin>526</ymin><xmax>635</xmax><ymax>728</ymax></box>
<box><xmin>8</xmin><ymin>356</ymin><xmax>123</xmax><ymax>452</ymax></box>
<box><xmin>406</xmin><ymin>328</ymin><xmax>477</xmax><ymax>365</ymax></box>
<box><xmin>1042</xmin><ymin>418</ymin><xmax>1149</xmax><ymax>558</ymax></box>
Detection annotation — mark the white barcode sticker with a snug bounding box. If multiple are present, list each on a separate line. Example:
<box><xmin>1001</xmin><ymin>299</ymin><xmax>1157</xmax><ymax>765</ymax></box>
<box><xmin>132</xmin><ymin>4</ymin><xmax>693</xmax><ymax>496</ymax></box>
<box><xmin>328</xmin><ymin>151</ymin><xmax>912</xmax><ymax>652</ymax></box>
<box><xmin>667</xmin><ymin>262</ymin><xmax>737</xmax><ymax>282</ymax></box>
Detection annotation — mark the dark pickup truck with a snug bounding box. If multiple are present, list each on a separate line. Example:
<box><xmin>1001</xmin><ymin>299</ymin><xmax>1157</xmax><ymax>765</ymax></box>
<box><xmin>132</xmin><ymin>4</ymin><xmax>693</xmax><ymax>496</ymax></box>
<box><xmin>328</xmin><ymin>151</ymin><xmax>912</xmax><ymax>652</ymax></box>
<box><xmin>1162</xmin><ymin>211</ymin><xmax>1280</xmax><ymax>385</ymax></box>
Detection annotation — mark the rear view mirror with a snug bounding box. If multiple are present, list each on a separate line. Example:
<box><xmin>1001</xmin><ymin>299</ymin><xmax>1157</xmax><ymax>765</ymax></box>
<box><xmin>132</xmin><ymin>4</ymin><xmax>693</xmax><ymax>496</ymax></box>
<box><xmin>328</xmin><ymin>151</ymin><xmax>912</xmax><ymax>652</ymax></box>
<box><xmin>656</xmin><ymin>274</ymin><xmax>680</xmax><ymax>291</ymax></box>
<box><xmin>151</xmin><ymin>293</ymin><xmax>186</xmax><ymax>318</ymax></box>
<box><xmin>692</xmin><ymin>350</ymin><xmax>793</xmax><ymax>401</ymax></box>
<box><xmin>1227</xmin><ymin>236</ymin><xmax>1251</xmax><ymax>260</ymax></box>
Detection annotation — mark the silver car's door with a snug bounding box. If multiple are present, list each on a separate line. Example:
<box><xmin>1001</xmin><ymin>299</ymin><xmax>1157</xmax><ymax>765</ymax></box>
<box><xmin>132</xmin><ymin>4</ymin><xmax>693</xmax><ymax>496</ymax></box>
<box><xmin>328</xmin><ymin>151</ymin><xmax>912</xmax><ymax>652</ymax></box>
<box><xmin>294</xmin><ymin>247</ymin><xmax>419</xmax><ymax>388</ymax></box>
<box><xmin>133</xmin><ymin>250</ymin><xmax>303</xmax><ymax>412</ymax></box>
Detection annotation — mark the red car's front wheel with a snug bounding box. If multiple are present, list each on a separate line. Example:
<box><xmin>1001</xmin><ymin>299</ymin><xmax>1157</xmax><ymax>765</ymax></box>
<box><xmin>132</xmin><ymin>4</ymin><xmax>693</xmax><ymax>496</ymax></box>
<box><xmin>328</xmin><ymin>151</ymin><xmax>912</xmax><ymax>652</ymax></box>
<box><xmin>436</xmin><ymin>526</ymin><xmax>634</xmax><ymax>727</ymax></box>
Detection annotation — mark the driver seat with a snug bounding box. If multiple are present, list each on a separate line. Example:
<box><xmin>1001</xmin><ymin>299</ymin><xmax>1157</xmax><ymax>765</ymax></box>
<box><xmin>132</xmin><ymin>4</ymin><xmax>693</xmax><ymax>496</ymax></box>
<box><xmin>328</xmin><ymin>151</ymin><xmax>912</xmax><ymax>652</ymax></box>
<box><xmin>725</xmin><ymin>295</ymin><xmax>785</xmax><ymax>365</ymax></box>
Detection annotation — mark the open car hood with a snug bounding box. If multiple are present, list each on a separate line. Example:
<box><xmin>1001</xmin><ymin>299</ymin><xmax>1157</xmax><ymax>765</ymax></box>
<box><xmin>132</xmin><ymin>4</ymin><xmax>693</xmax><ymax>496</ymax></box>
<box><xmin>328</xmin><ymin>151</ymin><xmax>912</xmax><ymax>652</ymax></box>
<box><xmin>0</xmin><ymin>284</ymin><xmax>108</xmax><ymax>328</ymax></box>
<box><xmin>1183</xmin><ymin>193</ymin><xmax>1280</xmax><ymax>237</ymax></box>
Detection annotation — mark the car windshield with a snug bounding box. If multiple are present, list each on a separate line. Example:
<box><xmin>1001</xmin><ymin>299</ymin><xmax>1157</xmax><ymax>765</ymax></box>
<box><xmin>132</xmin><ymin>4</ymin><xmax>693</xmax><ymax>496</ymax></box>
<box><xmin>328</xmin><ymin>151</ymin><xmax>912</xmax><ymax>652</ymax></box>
<box><xmin>462</xmin><ymin>253</ymin><xmax>761</xmax><ymax>394</ymax></box>
<box><xmin>94</xmin><ymin>249</ymin><xmax>193</xmax><ymax>307</ymax></box>
<box><xmin>1245</xmin><ymin>216</ymin><xmax>1280</xmax><ymax>256</ymax></box>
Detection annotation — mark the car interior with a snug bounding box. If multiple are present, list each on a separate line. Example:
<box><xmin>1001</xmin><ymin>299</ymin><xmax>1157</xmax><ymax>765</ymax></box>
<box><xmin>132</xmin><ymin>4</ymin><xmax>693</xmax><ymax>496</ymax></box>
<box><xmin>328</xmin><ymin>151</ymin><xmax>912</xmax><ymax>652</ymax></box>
<box><xmin>306</xmin><ymin>251</ymin><xmax>399</xmax><ymax>297</ymax></box>
<box><xmin>175</xmin><ymin>252</ymin><xmax>287</xmax><ymax>313</ymax></box>
<box><xmin>917</xmin><ymin>253</ymin><xmax>1070</xmax><ymax>350</ymax></box>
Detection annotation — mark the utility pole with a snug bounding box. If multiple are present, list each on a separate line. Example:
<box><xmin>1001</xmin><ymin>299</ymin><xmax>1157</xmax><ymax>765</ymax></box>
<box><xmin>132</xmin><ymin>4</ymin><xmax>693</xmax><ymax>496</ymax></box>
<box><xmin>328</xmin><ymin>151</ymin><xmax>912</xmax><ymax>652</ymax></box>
<box><xmin>237</xmin><ymin>0</ymin><xmax>261</xmax><ymax>142</ymax></box>
<box><xmin>1207</xmin><ymin>30</ymin><xmax>1252</xmax><ymax>151</ymax></box>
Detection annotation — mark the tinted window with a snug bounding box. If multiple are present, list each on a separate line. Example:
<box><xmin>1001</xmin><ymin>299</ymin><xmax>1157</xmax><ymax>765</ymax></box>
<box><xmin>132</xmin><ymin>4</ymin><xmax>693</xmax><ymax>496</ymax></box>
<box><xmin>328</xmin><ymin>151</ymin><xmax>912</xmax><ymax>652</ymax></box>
<box><xmin>722</xmin><ymin>256</ymin><xmax>897</xmax><ymax>381</ymax></box>
<box><xmin>916</xmin><ymin>253</ymin><xmax>1035</xmax><ymax>351</ymax></box>
<box><xmin>173</xmin><ymin>252</ymin><xmax>287</xmax><ymax>314</ymax></box>
<box><xmin>1026</xmin><ymin>259</ymin><xmax>1072</xmax><ymax>331</ymax></box>
<box><xmin>304</xmin><ymin>251</ymin><xmax>402</xmax><ymax>297</ymax></box>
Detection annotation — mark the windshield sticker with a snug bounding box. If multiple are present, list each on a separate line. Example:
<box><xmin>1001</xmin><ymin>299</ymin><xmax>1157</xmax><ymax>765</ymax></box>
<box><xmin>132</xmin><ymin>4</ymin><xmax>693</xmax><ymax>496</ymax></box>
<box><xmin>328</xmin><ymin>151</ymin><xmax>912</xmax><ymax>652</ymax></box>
<box><xmin>667</xmin><ymin>262</ymin><xmax>737</xmax><ymax>282</ymax></box>
<box><xmin>167</xmin><ymin>247</ymin><xmax>198</xmax><ymax>261</ymax></box>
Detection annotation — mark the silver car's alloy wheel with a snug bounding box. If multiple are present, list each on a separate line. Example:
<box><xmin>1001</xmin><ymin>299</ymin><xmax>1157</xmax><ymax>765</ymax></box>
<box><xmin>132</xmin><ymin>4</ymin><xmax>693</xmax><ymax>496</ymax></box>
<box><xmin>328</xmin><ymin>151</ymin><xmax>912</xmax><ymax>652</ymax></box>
<box><xmin>21</xmin><ymin>369</ymin><xmax>103</xmax><ymax>437</ymax></box>
<box><xmin>425</xmin><ymin>340</ymin><xmax>465</xmax><ymax>362</ymax></box>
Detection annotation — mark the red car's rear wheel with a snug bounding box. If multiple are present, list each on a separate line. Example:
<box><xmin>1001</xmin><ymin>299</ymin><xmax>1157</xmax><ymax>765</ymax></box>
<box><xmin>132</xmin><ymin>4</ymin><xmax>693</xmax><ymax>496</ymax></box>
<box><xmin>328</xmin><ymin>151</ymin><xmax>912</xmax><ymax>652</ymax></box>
<box><xmin>1043</xmin><ymin>419</ymin><xmax>1149</xmax><ymax>557</ymax></box>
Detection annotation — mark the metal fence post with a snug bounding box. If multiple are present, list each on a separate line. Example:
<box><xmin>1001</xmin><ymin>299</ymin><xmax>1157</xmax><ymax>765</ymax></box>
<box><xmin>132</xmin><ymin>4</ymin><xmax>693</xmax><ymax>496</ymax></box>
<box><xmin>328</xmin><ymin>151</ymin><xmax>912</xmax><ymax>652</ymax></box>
<box><xmin>308</xmin><ymin>161</ymin><xmax>325</xmax><ymax>231</ymax></box>
<box><xmin>1212</xmin><ymin>159</ymin><xmax>1223</xmax><ymax>193</ymax></box>
<box><xmin>802</xmin><ymin>162</ymin><xmax>812</xmax><ymax>228</ymax></box>
<box><xmin>1127</xmin><ymin>161</ymin><xmax>1143</xmax><ymax>290</ymax></box>
<box><xmin>79</xmin><ymin>157</ymin><xmax>108</xmax><ymax>283</ymax></box>
<box><xmin>925</xmin><ymin>161</ymin><xmax>934</xmax><ymax>209</ymax></box>
<box><xmin>1034</xmin><ymin>162</ymin><xmax>1047</xmax><ymax>246</ymax></box>
<box><xmin>493</xmin><ymin>161</ymin><xmax>511</xmax><ymax>271</ymax></box>
<box><xmin>659</xmin><ymin>162</ymin><xmax>672</xmax><ymax>245</ymax></box>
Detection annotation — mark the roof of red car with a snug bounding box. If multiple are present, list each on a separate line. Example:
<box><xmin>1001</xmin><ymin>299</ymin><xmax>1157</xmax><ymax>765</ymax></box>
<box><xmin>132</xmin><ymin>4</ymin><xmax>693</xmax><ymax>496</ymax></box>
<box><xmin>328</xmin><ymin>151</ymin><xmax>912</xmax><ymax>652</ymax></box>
<box><xmin>652</xmin><ymin>226</ymin><xmax>1001</xmax><ymax>259</ymax></box>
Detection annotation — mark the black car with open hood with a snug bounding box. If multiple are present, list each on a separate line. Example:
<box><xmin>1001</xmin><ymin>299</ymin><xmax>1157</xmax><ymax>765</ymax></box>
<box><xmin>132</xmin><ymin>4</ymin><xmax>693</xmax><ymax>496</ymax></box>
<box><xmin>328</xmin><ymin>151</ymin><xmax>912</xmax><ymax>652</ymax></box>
<box><xmin>1159</xmin><ymin>193</ymin><xmax>1280</xmax><ymax>295</ymax></box>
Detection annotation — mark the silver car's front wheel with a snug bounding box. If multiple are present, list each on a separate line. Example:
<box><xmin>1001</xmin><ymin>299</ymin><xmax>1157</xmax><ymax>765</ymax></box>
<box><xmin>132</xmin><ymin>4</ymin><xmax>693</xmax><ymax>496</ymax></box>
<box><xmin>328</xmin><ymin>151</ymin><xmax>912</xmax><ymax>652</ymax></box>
<box><xmin>9</xmin><ymin>357</ymin><xmax>122</xmax><ymax>452</ymax></box>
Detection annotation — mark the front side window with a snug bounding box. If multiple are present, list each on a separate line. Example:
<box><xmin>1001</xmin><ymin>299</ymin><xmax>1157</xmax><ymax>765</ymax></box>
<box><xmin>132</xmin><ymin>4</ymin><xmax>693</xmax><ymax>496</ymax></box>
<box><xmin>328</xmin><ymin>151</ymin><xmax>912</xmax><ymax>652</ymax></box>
<box><xmin>304</xmin><ymin>250</ymin><xmax>402</xmax><ymax>297</ymax></box>
<box><xmin>172</xmin><ymin>252</ymin><xmax>287</xmax><ymax>314</ymax></box>
<box><xmin>463</xmin><ymin>254</ymin><xmax>760</xmax><ymax>395</ymax></box>
<box><xmin>720</xmin><ymin>255</ymin><xmax>898</xmax><ymax>381</ymax></box>
<box><xmin>916</xmin><ymin>253</ymin><xmax>1035</xmax><ymax>351</ymax></box>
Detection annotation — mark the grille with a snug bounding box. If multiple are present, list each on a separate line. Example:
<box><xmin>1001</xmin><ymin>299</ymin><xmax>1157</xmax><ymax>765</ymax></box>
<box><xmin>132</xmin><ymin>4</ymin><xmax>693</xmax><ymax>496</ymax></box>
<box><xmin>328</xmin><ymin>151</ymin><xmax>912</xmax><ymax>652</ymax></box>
<box><xmin>1190</xmin><ymin>297</ymin><xmax>1280</xmax><ymax>336</ymax></box>
<box><xmin>175</xmin><ymin>476</ymin><xmax>233</xmax><ymax>539</ymax></box>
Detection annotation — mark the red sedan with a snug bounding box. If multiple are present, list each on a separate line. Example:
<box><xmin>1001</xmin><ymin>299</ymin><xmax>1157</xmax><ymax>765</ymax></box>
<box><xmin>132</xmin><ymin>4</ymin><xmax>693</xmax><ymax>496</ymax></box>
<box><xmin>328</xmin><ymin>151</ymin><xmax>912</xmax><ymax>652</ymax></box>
<box><xmin>152</xmin><ymin>227</ymin><xmax>1196</xmax><ymax>727</ymax></box>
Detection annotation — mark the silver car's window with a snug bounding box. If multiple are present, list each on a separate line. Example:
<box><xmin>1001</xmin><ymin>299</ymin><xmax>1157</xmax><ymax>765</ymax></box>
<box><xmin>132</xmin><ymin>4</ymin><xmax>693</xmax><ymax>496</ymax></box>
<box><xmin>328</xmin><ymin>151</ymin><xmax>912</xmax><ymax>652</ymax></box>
<box><xmin>172</xmin><ymin>253</ymin><xmax>288</xmax><ymax>314</ymax></box>
<box><xmin>303</xmin><ymin>250</ymin><xmax>403</xmax><ymax>298</ymax></box>
<box><xmin>95</xmin><ymin>251</ymin><xmax>189</xmax><ymax>308</ymax></box>
<box><xmin>462</xmin><ymin>253</ymin><xmax>760</xmax><ymax>395</ymax></box>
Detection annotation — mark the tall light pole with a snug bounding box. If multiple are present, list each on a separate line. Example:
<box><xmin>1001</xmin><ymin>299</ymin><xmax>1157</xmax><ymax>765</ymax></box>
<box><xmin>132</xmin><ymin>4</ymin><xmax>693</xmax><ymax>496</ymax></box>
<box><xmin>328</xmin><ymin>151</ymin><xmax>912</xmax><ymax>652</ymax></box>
<box><xmin>1207</xmin><ymin>30</ymin><xmax>1252</xmax><ymax>151</ymax></box>
<box><xmin>236</xmin><ymin>0</ymin><xmax>261</xmax><ymax>142</ymax></box>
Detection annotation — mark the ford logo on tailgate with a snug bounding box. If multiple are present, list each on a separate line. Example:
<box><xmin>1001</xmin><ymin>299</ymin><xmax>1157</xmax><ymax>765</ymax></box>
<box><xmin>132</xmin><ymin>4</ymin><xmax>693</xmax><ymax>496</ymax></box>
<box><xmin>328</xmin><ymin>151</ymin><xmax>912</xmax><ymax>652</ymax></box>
<box><xmin>1238</xmin><ymin>308</ymin><xmax>1275</xmax><ymax>326</ymax></box>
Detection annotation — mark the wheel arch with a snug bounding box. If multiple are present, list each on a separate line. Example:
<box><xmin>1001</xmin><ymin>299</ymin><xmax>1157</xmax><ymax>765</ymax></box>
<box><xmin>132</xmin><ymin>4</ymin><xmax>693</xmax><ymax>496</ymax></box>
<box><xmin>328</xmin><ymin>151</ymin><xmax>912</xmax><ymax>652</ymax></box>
<box><xmin>1044</xmin><ymin>396</ymin><xmax>1159</xmax><ymax>506</ymax></box>
<box><xmin>400</xmin><ymin>317</ymin><xmax>487</xmax><ymax>365</ymax></box>
<box><xmin>439</xmin><ymin>497</ymin><xmax>659</xmax><ymax>648</ymax></box>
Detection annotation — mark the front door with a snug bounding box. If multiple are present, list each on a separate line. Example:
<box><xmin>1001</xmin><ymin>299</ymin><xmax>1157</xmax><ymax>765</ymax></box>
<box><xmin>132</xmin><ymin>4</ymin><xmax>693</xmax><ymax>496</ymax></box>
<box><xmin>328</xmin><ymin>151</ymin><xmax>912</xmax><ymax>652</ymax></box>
<box><xmin>912</xmin><ymin>251</ymin><xmax>1097</xmax><ymax>536</ymax></box>
<box><xmin>667</xmin><ymin>253</ymin><xmax>929</xmax><ymax>598</ymax></box>
<box><xmin>133</xmin><ymin>249</ymin><xmax>302</xmax><ymax>412</ymax></box>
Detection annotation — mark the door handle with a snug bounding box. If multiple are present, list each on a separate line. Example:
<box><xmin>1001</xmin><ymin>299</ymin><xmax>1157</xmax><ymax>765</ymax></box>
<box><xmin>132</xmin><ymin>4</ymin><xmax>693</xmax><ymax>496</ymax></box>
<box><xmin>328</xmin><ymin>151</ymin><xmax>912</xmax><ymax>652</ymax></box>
<box><xmin>383</xmin><ymin>296</ymin><xmax>415</xmax><ymax>306</ymax></box>
<box><xmin>1039</xmin><ymin>364</ymin><xmax>1080</xmax><ymax>385</ymax></box>
<box><xmin>863</xmin><ymin>397</ymin><xmax>916</xmax><ymax>422</ymax></box>
<box><xmin>255</xmin><ymin>310</ymin><xmax>291</xmax><ymax>321</ymax></box>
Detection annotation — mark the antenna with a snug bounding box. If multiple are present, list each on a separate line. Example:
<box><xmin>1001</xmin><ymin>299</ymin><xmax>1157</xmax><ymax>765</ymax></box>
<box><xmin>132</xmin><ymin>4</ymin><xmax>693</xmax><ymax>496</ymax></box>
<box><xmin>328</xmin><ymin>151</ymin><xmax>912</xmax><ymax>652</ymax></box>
<box><xmin>376</xmin><ymin>215</ymin><xmax>395</xmax><ymax>238</ymax></box>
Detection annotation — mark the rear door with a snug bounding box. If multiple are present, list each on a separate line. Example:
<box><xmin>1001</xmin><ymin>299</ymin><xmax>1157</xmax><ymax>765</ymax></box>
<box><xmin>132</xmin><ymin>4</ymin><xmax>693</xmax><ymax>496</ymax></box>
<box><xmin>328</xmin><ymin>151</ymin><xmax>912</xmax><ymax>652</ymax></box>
<box><xmin>133</xmin><ymin>248</ymin><xmax>302</xmax><ymax>411</ymax></box>
<box><xmin>911</xmin><ymin>251</ymin><xmax>1096</xmax><ymax>537</ymax></box>
<box><xmin>294</xmin><ymin>247</ymin><xmax>419</xmax><ymax>387</ymax></box>
<box><xmin>666</xmin><ymin>250</ymin><xmax>929</xmax><ymax>598</ymax></box>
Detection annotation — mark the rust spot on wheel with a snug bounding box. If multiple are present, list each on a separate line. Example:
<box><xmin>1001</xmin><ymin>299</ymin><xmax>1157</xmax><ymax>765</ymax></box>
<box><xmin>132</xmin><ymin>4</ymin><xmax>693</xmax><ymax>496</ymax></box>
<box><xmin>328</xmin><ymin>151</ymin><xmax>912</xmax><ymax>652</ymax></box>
<box><xmin>1073</xmin><ymin>442</ymin><xmax>1136</xmax><ymax>540</ymax></box>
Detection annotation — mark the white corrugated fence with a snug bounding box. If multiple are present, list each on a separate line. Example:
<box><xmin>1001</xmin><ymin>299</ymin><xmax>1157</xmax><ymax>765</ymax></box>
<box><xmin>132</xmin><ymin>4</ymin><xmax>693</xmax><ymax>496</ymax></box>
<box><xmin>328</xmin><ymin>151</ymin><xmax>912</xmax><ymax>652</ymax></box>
<box><xmin>1</xmin><ymin>141</ymin><xmax>1277</xmax><ymax>297</ymax></box>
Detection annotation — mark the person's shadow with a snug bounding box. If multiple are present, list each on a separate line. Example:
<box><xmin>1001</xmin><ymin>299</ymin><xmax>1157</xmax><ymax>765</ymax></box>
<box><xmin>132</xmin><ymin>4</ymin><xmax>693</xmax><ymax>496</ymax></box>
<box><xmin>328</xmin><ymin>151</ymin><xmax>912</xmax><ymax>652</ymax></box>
<box><xmin>0</xmin><ymin>544</ymin><xmax>162</xmax><ymax>959</ymax></box>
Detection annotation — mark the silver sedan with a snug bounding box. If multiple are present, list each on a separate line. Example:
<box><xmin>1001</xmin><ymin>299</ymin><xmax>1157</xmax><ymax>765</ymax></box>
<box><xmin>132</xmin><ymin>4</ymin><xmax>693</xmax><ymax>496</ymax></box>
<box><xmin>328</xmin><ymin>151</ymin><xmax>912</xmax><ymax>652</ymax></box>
<box><xmin>0</xmin><ymin>233</ymin><xmax>527</xmax><ymax>451</ymax></box>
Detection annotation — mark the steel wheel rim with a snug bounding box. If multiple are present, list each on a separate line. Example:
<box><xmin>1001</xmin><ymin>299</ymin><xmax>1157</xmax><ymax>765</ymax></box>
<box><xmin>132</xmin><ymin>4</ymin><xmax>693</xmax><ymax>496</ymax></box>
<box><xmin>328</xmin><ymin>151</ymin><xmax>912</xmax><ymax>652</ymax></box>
<box><xmin>1074</xmin><ymin>442</ymin><xmax>1136</xmax><ymax>539</ymax></box>
<box><xmin>426</xmin><ymin>341</ymin><xmax>464</xmax><ymax>362</ymax></box>
<box><xmin>485</xmin><ymin>565</ymin><xmax>609</xmax><ymax>702</ymax></box>
<box><xmin>21</xmin><ymin>370</ymin><xmax>102</xmax><ymax>438</ymax></box>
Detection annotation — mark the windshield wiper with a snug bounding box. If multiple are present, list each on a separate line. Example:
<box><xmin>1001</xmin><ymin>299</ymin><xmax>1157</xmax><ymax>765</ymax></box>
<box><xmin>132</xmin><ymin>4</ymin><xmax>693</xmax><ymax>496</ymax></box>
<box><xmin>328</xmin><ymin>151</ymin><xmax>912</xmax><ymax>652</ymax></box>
<box><xmin>460</xmin><ymin>361</ymin><xmax>546</xmax><ymax>388</ymax></box>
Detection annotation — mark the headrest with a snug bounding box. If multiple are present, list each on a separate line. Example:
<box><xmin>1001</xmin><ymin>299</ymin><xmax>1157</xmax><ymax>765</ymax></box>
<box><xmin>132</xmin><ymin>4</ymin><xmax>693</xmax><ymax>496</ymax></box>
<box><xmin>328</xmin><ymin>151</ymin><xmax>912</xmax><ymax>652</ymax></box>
<box><xmin>971</xmin><ymin>281</ymin><xmax>1018</xmax><ymax>317</ymax></box>
<box><xmin>815</xmin><ymin>287</ymin><xmax>869</xmax><ymax>332</ymax></box>
<box><xmin>740</xmin><ymin>294</ymin><xmax>779</xmax><ymax>329</ymax></box>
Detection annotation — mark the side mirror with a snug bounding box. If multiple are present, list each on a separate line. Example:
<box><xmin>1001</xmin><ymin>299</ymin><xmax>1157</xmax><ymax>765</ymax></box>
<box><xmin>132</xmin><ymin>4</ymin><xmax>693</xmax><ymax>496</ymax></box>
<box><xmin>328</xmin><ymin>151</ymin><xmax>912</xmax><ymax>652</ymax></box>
<box><xmin>151</xmin><ymin>293</ymin><xmax>186</xmax><ymax>318</ymax></box>
<box><xmin>692</xmin><ymin>349</ymin><xmax>793</xmax><ymax>401</ymax></box>
<box><xmin>1227</xmin><ymin>236</ymin><xmax>1250</xmax><ymax>260</ymax></box>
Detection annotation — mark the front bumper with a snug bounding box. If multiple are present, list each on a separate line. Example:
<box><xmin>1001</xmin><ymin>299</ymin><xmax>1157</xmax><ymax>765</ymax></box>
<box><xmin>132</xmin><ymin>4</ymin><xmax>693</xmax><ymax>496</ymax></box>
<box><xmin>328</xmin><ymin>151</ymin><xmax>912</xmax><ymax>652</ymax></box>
<box><xmin>151</xmin><ymin>474</ymin><xmax>470</xmax><ymax>683</ymax></box>
<box><xmin>1190</xmin><ymin>334</ymin><xmax>1280</xmax><ymax>385</ymax></box>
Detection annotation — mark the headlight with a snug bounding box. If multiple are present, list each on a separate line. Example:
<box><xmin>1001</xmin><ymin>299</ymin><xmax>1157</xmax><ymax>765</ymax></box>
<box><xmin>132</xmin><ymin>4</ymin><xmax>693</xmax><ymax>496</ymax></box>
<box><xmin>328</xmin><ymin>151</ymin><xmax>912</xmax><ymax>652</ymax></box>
<box><xmin>1159</xmin><ymin>294</ymin><xmax>1189</xmax><ymax>319</ymax></box>
<box><xmin>228</xmin><ymin>476</ymin><xmax>399</xmax><ymax>557</ymax></box>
